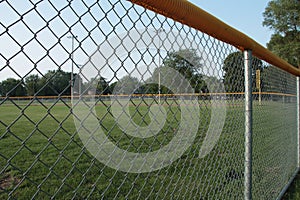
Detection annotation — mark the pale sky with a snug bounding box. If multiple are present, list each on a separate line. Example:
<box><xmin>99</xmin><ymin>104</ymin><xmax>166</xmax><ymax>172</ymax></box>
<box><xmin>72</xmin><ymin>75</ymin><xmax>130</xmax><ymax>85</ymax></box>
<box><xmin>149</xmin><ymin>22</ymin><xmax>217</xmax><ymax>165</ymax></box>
<box><xmin>0</xmin><ymin>0</ymin><xmax>273</xmax><ymax>82</ymax></box>
<box><xmin>192</xmin><ymin>0</ymin><xmax>272</xmax><ymax>47</ymax></box>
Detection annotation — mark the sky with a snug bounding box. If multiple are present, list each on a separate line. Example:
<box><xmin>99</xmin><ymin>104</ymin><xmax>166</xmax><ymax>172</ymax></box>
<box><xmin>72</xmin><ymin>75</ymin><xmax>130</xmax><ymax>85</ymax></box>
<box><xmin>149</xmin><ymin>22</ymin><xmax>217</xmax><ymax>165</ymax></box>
<box><xmin>191</xmin><ymin>0</ymin><xmax>273</xmax><ymax>47</ymax></box>
<box><xmin>0</xmin><ymin>0</ymin><xmax>274</xmax><ymax>83</ymax></box>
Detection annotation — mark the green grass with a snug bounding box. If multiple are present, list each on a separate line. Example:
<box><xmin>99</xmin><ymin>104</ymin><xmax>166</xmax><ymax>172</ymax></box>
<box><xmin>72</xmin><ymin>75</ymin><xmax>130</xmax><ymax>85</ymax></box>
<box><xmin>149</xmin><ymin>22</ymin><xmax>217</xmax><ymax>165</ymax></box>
<box><xmin>283</xmin><ymin>174</ymin><xmax>300</xmax><ymax>200</ymax></box>
<box><xmin>0</xmin><ymin>98</ymin><xmax>298</xmax><ymax>199</ymax></box>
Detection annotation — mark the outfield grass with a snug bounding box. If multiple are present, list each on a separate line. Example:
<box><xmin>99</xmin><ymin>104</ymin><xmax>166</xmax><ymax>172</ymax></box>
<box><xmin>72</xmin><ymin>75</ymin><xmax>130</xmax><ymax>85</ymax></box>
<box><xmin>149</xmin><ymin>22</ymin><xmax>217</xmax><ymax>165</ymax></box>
<box><xmin>283</xmin><ymin>174</ymin><xmax>300</xmax><ymax>200</ymax></box>
<box><xmin>0</xmin><ymin>98</ymin><xmax>297</xmax><ymax>199</ymax></box>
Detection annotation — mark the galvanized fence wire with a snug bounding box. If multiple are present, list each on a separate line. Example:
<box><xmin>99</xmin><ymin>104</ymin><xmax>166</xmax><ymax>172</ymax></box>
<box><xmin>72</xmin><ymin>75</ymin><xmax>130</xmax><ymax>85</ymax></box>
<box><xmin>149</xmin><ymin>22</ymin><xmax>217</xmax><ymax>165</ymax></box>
<box><xmin>0</xmin><ymin>0</ymin><xmax>297</xmax><ymax>199</ymax></box>
<box><xmin>252</xmin><ymin>60</ymin><xmax>298</xmax><ymax>199</ymax></box>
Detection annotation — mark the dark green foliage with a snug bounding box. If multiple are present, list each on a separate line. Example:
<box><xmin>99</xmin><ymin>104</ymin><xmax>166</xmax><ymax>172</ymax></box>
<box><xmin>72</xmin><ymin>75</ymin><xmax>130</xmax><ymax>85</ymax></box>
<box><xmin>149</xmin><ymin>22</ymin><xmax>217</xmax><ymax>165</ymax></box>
<box><xmin>113</xmin><ymin>75</ymin><xmax>139</xmax><ymax>95</ymax></box>
<box><xmin>25</xmin><ymin>74</ymin><xmax>40</xmax><ymax>96</ymax></box>
<box><xmin>39</xmin><ymin>70</ymin><xmax>74</xmax><ymax>96</ymax></box>
<box><xmin>89</xmin><ymin>76</ymin><xmax>110</xmax><ymax>95</ymax></box>
<box><xmin>162</xmin><ymin>49</ymin><xmax>208</xmax><ymax>93</ymax></box>
<box><xmin>263</xmin><ymin>0</ymin><xmax>300</xmax><ymax>66</ymax></box>
<box><xmin>266</xmin><ymin>31</ymin><xmax>300</xmax><ymax>66</ymax></box>
<box><xmin>0</xmin><ymin>70</ymin><xmax>81</xmax><ymax>97</ymax></box>
<box><xmin>24</xmin><ymin>70</ymin><xmax>74</xmax><ymax>96</ymax></box>
<box><xmin>222</xmin><ymin>52</ymin><xmax>263</xmax><ymax>93</ymax></box>
<box><xmin>0</xmin><ymin>78</ymin><xmax>26</xmax><ymax>97</ymax></box>
<box><xmin>261</xmin><ymin>65</ymin><xmax>296</xmax><ymax>97</ymax></box>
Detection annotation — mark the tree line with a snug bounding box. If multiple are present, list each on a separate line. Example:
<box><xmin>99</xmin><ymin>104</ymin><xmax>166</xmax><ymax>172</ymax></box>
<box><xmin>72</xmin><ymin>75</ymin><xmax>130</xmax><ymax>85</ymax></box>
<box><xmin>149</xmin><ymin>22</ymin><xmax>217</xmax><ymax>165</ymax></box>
<box><xmin>0</xmin><ymin>49</ymin><xmax>295</xmax><ymax>97</ymax></box>
<box><xmin>0</xmin><ymin>49</ymin><xmax>209</xmax><ymax>97</ymax></box>
<box><xmin>1</xmin><ymin>0</ymin><xmax>298</xmax><ymax>97</ymax></box>
<box><xmin>0</xmin><ymin>70</ymin><xmax>74</xmax><ymax>97</ymax></box>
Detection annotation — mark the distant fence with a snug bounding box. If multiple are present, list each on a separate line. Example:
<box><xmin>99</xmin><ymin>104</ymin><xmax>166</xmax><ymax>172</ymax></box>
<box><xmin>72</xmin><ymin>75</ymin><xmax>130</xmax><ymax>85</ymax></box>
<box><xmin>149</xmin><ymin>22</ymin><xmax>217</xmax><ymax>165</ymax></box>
<box><xmin>0</xmin><ymin>92</ymin><xmax>297</xmax><ymax>105</ymax></box>
<box><xmin>0</xmin><ymin>0</ymin><xmax>298</xmax><ymax>199</ymax></box>
<box><xmin>0</xmin><ymin>92</ymin><xmax>297</xmax><ymax>99</ymax></box>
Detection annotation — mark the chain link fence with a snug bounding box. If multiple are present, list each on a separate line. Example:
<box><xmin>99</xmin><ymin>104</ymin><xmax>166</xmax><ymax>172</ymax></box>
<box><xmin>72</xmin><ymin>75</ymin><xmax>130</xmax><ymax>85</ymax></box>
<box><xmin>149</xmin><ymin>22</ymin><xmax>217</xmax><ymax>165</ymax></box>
<box><xmin>252</xmin><ymin>62</ymin><xmax>298</xmax><ymax>199</ymax></box>
<box><xmin>0</xmin><ymin>0</ymin><xmax>298</xmax><ymax>199</ymax></box>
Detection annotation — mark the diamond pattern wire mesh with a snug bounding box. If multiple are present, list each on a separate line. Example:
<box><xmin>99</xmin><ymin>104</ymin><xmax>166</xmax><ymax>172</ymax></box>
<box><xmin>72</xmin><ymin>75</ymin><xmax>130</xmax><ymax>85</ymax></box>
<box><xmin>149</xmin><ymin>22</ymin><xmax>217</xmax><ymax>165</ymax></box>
<box><xmin>0</xmin><ymin>0</ymin><xmax>298</xmax><ymax>199</ymax></box>
<box><xmin>252</xmin><ymin>60</ymin><xmax>297</xmax><ymax>199</ymax></box>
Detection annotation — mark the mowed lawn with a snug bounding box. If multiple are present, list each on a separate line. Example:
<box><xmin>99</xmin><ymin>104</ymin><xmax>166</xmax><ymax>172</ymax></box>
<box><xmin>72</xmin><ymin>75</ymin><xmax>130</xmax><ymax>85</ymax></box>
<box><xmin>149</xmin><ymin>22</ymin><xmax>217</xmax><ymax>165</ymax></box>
<box><xmin>0</xmin><ymin>97</ymin><xmax>297</xmax><ymax>199</ymax></box>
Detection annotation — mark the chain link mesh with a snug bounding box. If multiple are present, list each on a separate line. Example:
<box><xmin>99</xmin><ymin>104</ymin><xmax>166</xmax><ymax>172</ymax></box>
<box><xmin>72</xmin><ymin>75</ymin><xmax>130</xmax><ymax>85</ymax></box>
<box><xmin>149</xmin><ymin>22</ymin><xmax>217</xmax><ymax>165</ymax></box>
<box><xmin>0</xmin><ymin>0</ymin><xmax>298</xmax><ymax>199</ymax></box>
<box><xmin>252</xmin><ymin>60</ymin><xmax>297</xmax><ymax>199</ymax></box>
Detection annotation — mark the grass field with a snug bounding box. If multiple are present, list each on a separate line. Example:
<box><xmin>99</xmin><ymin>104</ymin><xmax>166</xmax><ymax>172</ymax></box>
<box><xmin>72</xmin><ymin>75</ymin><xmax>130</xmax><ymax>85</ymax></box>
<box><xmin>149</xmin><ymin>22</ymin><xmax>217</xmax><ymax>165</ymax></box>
<box><xmin>0</xmin><ymin>97</ymin><xmax>298</xmax><ymax>199</ymax></box>
<box><xmin>283</xmin><ymin>174</ymin><xmax>300</xmax><ymax>200</ymax></box>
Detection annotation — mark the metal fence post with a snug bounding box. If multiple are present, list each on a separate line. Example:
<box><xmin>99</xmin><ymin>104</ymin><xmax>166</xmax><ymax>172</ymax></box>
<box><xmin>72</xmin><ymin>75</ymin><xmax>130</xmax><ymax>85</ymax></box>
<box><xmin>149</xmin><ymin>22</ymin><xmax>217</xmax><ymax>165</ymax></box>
<box><xmin>244</xmin><ymin>50</ymin><xmax>253</xmax><ymax>200</ymax></box>
<box><xmin>297</xmin><ymin>77</ymin><xmax>300</xmax><ymax>167</ymax></box>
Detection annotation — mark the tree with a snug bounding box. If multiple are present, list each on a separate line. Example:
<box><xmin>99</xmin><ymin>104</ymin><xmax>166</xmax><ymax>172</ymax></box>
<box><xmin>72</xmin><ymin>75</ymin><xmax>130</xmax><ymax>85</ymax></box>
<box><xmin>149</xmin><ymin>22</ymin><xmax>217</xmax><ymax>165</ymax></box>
<box><xmin>25</xmin><ymin>74</ymin><xmax>41</xmax><ymax>96</ymax></box>
<box><xmin>84</xmin><ymin>77</ymin><xmax>110</xmax><ymax>95</ymax></box>
<box><xmin>108</xmin><ymin>81</ymin><xmax>117</xmax><ymax>94</ymax></box>
<box><xmin>94</xmin><ymin>77</ymin><xmax>110</xmax><ymax>95</ymax></box>
<box><xmin>113</xmin><ymin>75</ymin><xmax>139</xmax><ymax>95</ymax></box>
<box><xmin>163</xmin><ymin>49</ymin><xmax>201</xmax><ymax>76</ymax></box>
<box><xmin>142</xmin><ymin>83</ymin><xmax>159</xmax><ymax>94</ymax></box>
<box><xmin>223</xmin><ymin>52</ymin><xmax>263</xmax><ymax>93</ymax></box>
<box><xmin>261</xmin><ymin>66</ymin><xmax>281</xmax><ymax>93</ymax></box>
<box><xmin>261</xmin><ymin>65</ymin><xmax>296</xmax><ymax>101</ymax></box>
<box><xmin>0</xmin><ymin>78</ymin><xmax>26</xmax><ymax>97</ymax></box>
<box><xmin>37</xmin><ymin>70</ymin><xmax>74</xmax><ymax>96</ymax></box>
<box><xmin>162</xmin><ymin>49</ymin><xmax>207</xmax><ymax>93</ymax></box>
<box><xmin>263</xmin><ymin>0</ymin><xmax>300</xmax><ymax>66</ymax></box>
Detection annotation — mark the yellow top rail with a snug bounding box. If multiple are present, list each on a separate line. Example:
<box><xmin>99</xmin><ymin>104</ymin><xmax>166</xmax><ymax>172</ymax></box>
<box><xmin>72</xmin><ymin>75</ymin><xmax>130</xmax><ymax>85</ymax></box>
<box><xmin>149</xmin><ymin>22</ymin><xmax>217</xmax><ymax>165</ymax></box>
<box><xmin>129</xmin><ymin>0</ymin><xmax>300</xmax><ymax>76</ymax></box>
